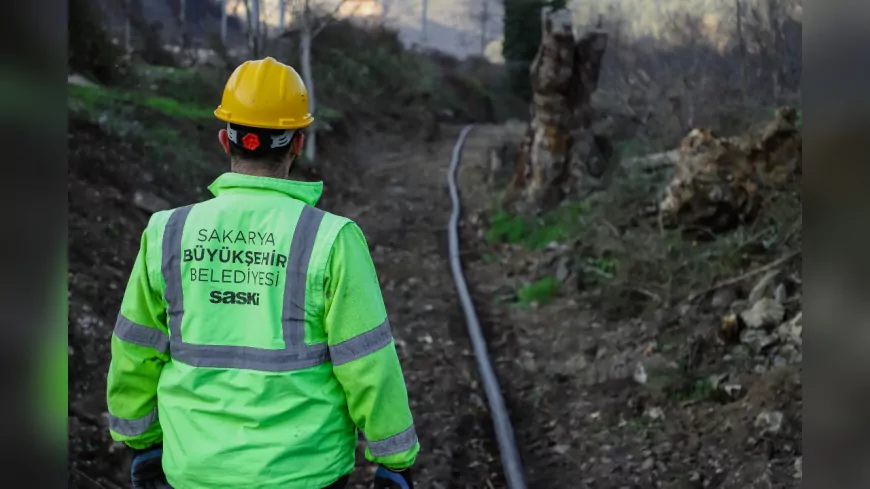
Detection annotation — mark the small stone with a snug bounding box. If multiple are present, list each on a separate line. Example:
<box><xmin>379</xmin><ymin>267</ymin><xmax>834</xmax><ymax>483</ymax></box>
<box><xmin>722</xmin><ymin>383</ymin><xmax>745</xmax><ymax>399</ymax></box>
<box><xmin>740</xmin><ymin>328</ymin><xmax>779</xmax><ymax>352</ymax></box>
<box><xmin>521</xmin><ymin>356</ymin><xmax>538</xmax><ymax>373</ymax></box>
<box><xmin>776</xmin><ymin>311</ymin><xmax>803</xmax><ymax>345</ymax></box>
<box><xmin>644</xmin><ymin>407</ymin><xmax>665</xmax><ymax>421</ymax></box>
<box><xmin>754</xmin><ymin>410</ymin><xmax>784</xmax><ymax>434</ymax></box>
<box><xmin>794</xmin><ymin>456</ymin><xmax>802</xmax><ymax>480</ymax></box>
<box><xmin>740</xmin><ymin>298</ymin><xmax>785</xmax><ymax>329</ymax></box>
<box><xmin>641</xmin><ymin>457</ymin><xmax>655</xmax><ymax>471</ymax></box>
<box><xmin>553</xmin><ymin>444</ymin><xmax>570</xmax><ymax>455</ymax></box>
<box><xmin>678</xmin><ymin>304</ymin><xmax>692</xmax><ymax>317</ymax></box>
<box><xmin>774</xmin><ymin>283</ymin><xmax>788</xmax><ymax>303</ymax></box>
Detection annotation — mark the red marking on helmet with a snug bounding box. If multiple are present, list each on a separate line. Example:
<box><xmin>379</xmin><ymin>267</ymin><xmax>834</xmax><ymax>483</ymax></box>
<box><xmin>242</xmin><ymin>133</ymin><xmax>260</xmax><ymax>150</ymax></box>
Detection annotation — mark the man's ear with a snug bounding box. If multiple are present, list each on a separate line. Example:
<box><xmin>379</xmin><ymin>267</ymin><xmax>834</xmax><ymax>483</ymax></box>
<box><xmin>218</xmin><ymin>129</ymin><xmax>231</xmax><ymax>155</ymax></box>
<box><xmin>291</xmin><ymin>131</ymin><xmax>306</xmax><ymax>156</ymax></box>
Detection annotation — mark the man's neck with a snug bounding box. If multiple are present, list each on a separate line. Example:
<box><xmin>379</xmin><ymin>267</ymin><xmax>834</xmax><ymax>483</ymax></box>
<box><xmin>230</xmin><ymin>160</ymin><xmax>292</xmax><ymax>179</ymax></box>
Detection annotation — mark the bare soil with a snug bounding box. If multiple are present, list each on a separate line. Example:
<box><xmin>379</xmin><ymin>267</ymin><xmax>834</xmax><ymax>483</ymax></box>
<box><xmin>455</xmin><ymin>125</ymin><xmax>802</xmax><ymax>489</ymax></box>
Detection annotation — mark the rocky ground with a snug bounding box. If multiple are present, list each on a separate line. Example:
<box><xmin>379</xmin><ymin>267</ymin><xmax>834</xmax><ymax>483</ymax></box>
<box><xmin>455</xmin><ymin>123</ymin><xmax>803</xmax><ymax>489</ymax></box>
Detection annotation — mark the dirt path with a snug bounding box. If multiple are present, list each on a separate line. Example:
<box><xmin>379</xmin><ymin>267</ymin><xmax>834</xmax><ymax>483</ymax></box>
<box><xmin>324</xmin><ymin>126</ymin><xmax>505</xmax><ymax>489</ymax></box>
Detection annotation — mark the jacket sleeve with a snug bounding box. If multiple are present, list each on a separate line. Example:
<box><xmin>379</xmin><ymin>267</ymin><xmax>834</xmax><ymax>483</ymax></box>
<box><xmin>323</xmin><ymin>222</ymin><xmax>419</xmax><ymax>469</ymax></box>
<box><xmin>106</xmin><ymin>218</ymin><xmax>170</xmax><ymax>450</ymax></box>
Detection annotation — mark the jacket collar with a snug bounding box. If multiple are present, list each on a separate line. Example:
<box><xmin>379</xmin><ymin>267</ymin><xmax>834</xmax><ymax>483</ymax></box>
<box><xmin>207</xmin><ymin>172</ymin><xmax>323</xmax><ymax>206</ymax></box>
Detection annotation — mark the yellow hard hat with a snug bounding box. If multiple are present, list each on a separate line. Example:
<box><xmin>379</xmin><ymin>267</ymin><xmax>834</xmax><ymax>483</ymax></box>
<box><xmin>214</xmin><ymin>57</ymin><xmax>314</xmax><ymax>130</ymax></box>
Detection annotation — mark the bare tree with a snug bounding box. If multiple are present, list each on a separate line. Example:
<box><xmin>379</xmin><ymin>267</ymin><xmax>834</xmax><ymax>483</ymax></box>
<box><xmin>250</xmin><ymin>0</ymin><xmax>261</xmax><ymax>57</ymax></box>
<box><xmin>735</xmin><ymin>0</ymin><xmax>747</xmax><ymax>88</ymax></box>
<box><xmin>478</xmin><ymin>0</ymin><xmax>490</xmax><ymax>54</ymax></box>
<box><xmin>286</xmin><ymin>0</ymin><xmax>362</xmax><ymax>163</ymax></box>
<box><xmin>421</xmin><ymin>0</ymin><xmax>428</xmax><ymax>45</ymax></box>
<box><xmin>221</xmin><ymin>0</ymin><xmax>229</xmax><ymax>42</ymax></box>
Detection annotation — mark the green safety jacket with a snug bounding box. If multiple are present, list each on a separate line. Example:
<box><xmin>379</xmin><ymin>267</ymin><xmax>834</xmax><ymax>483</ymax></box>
<box><xmin>106</xmin><ymin>172</ymin><xmax>419</xmax><ymax>489</ymax></box>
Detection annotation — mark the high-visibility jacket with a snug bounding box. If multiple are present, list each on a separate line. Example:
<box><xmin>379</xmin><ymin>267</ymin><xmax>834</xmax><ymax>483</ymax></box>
<box><xmin>106</xmin><ymin>172</ymin><xmax>419</xmax><ymax>489</ymax></box>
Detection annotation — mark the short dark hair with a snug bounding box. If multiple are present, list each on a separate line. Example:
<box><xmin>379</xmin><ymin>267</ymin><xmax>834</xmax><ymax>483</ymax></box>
<box><xmin>227</xmin><ymin>122</ymin><xmax>298</xmax><ymax>166</ymax></box>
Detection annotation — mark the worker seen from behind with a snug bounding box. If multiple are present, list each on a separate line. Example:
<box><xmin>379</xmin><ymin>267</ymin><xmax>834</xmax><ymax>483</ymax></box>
<box><xmin>105</xmin><ymin>57</ymin><xmax>419</xmax><ymax>489</ymax></box>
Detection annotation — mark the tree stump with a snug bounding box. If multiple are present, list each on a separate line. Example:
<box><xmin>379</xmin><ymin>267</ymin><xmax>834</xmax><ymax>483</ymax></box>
<box><xmin>512</xmin><ymin>8</ymin><xmax>609</xmax><ymax>212</ymax></box>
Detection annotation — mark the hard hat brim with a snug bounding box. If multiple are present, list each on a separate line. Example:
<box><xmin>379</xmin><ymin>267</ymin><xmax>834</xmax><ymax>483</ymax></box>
<box><xmin>214</xmin><ymin>106</ymin><xmax>314</xmax><ymax>130</ymax></box>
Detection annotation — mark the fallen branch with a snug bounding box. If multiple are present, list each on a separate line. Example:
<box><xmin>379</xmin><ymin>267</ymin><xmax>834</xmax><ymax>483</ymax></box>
<box><xmin>686</xmin><ymin>250</ymin><xmax>801</xmax><ymax>303</ymax></box>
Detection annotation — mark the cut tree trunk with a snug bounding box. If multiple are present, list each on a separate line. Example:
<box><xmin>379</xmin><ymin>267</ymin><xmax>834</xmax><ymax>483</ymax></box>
<box><xmin>512</xmin><ymin>7</ymin><xmax>609</xmax><ymax>212</ymax></box>
<box><xmin>300</xmin><ymin>16</ymin><xmax>316</xmax><ymax>163</ymax></box>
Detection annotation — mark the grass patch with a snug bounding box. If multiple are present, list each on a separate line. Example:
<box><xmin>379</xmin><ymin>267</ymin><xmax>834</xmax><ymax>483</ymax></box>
<box><xmin>516</xmin><ymin>276</ymin><xmax>559</xmax><ymax>306</ymax></box>
<box><xmin>485</xmin><ymin>202</ymin><xmax>591</xmax><ymax>250</ymax></box>
<box><xmin>68</xmin><ymin>76</ymin><xmax>221</xmax><ymax>188</ymax></box>
<box><xmin>68</xmin><ymin>84</ymin><xmax>214</xmax><ymax>121</ymax></box>
<box><xmin>669</xmin><ymin>379</ymin><xmax>715</xmax><ymax>403</ymax></box>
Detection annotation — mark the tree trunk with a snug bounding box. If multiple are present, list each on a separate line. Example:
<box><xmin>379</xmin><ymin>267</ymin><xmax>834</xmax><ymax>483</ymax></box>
<box><xmin>421</xmin><ymin>0</ymin><xmax>428</xmax><ymax>45</ymax></box>
<box><xmin>300</xmin><ymin>3</ymin><xmax>316</xmax><ymax>163</ymax></box>
<box><xmin>245</xmin><ymin>0</ymin><xmax>261</xmax><ymax>57</ymax></box>
<box><xmin>479</xmin><ymin>0</ymin><xmax>489</xmax><ymax>55</ymax></box>
<box><xmin>512</xmin><ymin>7</ymin><xmax>609</xmax><ymax>211</ymax></box>
<box><xmin>735</xmin><ymin>0</ymin><xmax>747</xmax><ymax>88</ymax></box>
<box><xmin>220</xmin><ymin>0</ymin><xmax>228</xmax><ymax>42</ymax></box>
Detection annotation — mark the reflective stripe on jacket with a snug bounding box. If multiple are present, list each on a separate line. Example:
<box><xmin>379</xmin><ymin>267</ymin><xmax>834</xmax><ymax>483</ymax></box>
<box><xmin>106</xmin><ymin>172</ymin><xmax>419</xmax><ymax>489</ymax></box>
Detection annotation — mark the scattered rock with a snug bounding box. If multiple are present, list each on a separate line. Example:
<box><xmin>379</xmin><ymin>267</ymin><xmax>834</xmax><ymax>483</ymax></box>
<box><xmin>740</xmin><ymin>298</ymin><xmax>785</xmax><ymax>330</ymax></box>
<box><xmin>794</xmin><ymin>456</ymin><xmax>802</xmax><ymax>480</ymax></box>
<box><xmin>754</xmin><ymin>410</ymin><xmax>784</xmax><ymax>435</ymax></box>
<box><xmin>520</xmin><ymin>353</ymin><xmax>539</xmax><ymax>373</ymax></box>
<box><xmin>722</xmin><ymin>383</ymin><xmax>745</xmax><ymax>400</ymax></box>
<box><xmin>641</xmin><ymin>457</ymin><xmax>655</xmax><ymax>471</ymax></box>
<box><xmin>553</xmin><ymin>444</ymin><xmax>571</xmax><ymax>455</ymax></box>
<box><xmin>775</xmin><ymin>312</ymin><xmax>803</xmax><ymax>345</ymax></box>
<box><xmin>644</xmin><ymin>407</ymin><xmax>665</xmax><ymax>421</ymax></box>
<box><xmin>133</xmin><ymin>190</ymin><xmax>171</xmax><ymax>214</ymax></box>
<box><xmin>633</xmin><ymin>355</ymin><xmax>683</xmax><ymax>392</ymax></box>
<box><xmin>740</xmin><ymin>328</ymin><xmax>779</xmax><ymax>352</ymax></box>
<box><xmin>774</xmin><ymin>283</ymin><xmax>788</xmax><ymax>303</ymax></box>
